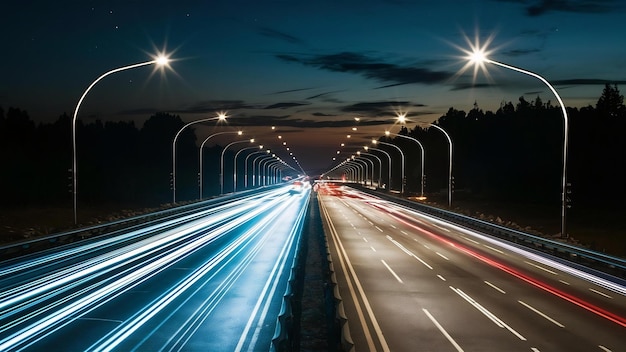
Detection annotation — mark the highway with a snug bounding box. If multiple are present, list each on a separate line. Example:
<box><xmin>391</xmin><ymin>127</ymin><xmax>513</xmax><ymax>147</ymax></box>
<box><xmin>0</xmin><ymin>185</ymin><xmax>310</xmax><ymax>351</ymax></box>
<box><xmin>319</xmin><ymin>183</ymin><xmax>626</xmax><ymax>352</ymax></box>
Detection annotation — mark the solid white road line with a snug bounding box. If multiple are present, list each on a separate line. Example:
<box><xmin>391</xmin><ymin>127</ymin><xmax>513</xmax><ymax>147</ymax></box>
<box><xmin>381</xmin><ymin>260</ymin><xmax>403</xmax><ymax>284</ymax></box>
<box><xmin>589</xmin><ymin>288</ymin><xmax>613</xmax><ymax>299</ymax></box>
<box><xmin>518</xmin><ymin>301</ymin><xmax>564</xmax><ymax>328</ymax></box>
<box><xmin>422</xmin><ymin>309</ymin><xmax>464</xmax><ymax>352</ymax></box>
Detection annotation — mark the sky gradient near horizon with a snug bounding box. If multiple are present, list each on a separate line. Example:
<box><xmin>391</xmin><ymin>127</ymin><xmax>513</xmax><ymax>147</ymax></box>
<box><xmin>2</xmin><ymin>0</ymin><xmax>626</xmax><ymax>173</ymax></box>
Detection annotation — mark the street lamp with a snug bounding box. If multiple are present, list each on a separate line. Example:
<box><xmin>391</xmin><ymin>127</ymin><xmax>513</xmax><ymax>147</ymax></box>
<box><xmin>356</xmin><ymin>152</ymin><xmax>375</xmax><ymax>187</ymax></box>
<box><xmin>386</xmin><ymin>128</ymin><xmax>426</xmax><ymax>198</ymax></box>
<box><xmin>198</xmin><ymin>130</ymin><xmax>242</xmax><ymax>199</ymax></box>
<box><xmin>428</xmin><ymin>124</ymin><xmax>453</xmax><ymax>208</ymax></box>
<box><xmin>234</xmin><ymin>145</ymin><xmax>263</xmax><ymax>192</ymax></box>
<box><xmin>468</xmin><ymin>49</ymin><xmax>569</xmax><ymax>238</ymax></box>
<box><xmin>251</xmin><ymin>151</ymin><xmax>272</xmax><ymax>187</ymax></box>
<box><xmin>373</xmin><ymin>139</ymin><xmax>405</xmax><ymax>194</ymax></box>
<box><xmin>365</xmin><ymin>146</ymin><xmax>392</xmax><ymax>191</ymax></box>
<box><xmin>359</xmin><ymin>151</ymin><xmax>382</xmax><ymax>187</ymax></box>
<box><xmin>244</xmin><ymin>149</ymin><xmax>269</xmax><ymax>188</ymax></box>
<box><xmin>172</xmin><ymin>112</ymin><xmax>227</xmax><ymax>203</ymax></box>
<box><xmin>220</xmin><ymin>139</ymin><xmax>254</xmax><ymax>194</ymax></box>
<box><xmin>72</xmin><ymin>54</ymin><xmax>170</xmax><ymax>224</ymax></box>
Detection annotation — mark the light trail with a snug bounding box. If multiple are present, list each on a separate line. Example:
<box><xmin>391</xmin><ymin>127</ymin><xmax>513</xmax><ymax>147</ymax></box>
<box><xmin>0</xmin><ymin>185</ymin><xmax>310</xmax><ymax>351</ymax></box>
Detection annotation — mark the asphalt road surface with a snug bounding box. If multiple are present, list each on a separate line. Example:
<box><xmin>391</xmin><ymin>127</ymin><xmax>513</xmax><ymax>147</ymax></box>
<box><xmin>318</xmin><ymin>183</ymin><xmax>626</xmax><ymax>352</ymax></box>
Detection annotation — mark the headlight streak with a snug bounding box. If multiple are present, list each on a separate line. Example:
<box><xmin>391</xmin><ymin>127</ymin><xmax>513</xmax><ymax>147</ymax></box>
<box><xmin>0</xmin><ymin>190</ymin><xmax>284</xmax><ymax>278</ymax></box>
<box><xmin>0</xmin><ymin>188</ymin><xmax>295</xmax><ymax>351</ymax></box>
<box><xmin>0</xmin><ymin>195</ymin><xmax>268</xmax><ymax>320</ymax></box>
<box><xmin>88</xmin><ymin>194</ymin><xmax>298</xmax><ymax>352</ymax></box>
<box><xmin>238</xmin><ymin>191</ymin><xmax>310</xmax><ymax>352</ymax></box>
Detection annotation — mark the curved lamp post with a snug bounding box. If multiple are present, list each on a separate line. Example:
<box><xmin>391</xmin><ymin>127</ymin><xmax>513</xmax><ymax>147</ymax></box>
<box><xmin>429</xmin><ymin>124</ymin><xmax>453</xmax><ymax>208</ymax></box>
<box><xmin>220</xmin><ymin>139</ymin><xmax>254</xmax><ymax>194</ymax></box>
<box><xmin>365</xmin><ymin>146</ymin><xmax>392</xmax><ymax>191</ymax></box>
<box><xmin>356</xmin><ymin>153</ymin><xmax>374</xmax><ymax>187</ymax></box>
<box><xmin>244</xmin><ymin>150</ymin><xmax>269</xmax><ymax>188</ymax></box>
<box><xmin>359</xmin><ymin>151</ymin><xmax>382</xmax><ymax>187</ymax></box>
<box><xmin>385</xmin><ymin>130</ymin><xmax>425</xmax><ymax>197</ymax></box>
<box><xmin>173</xmin><ymin>112</ymin><xmax>227</xmax><ymax>203</ymax></box>
<box><xmin>469</xmin><ymin>51</ymin><xmax>569</xmax><ymax>238</ymax></box>
<box><xmin>251</xmin><ymin>151</ymin><xmax>272</xmax><ymax>187</ymax></box>
<box><xmin>234</xmin><ymin>145</ymin><xmax>263</xmax><ymax>192</ymax></box>
<box><xmin>199</xmin><ymin>130</ymin><xmax>242</xmax><ymax>199</ymax></box>
<box><xmin>72</xmin><ymin>55</ymin><xmax>170</xmax><ymax>224</ymax></box>
<box><xmin>373</xmin><ymin>139</ymin><xmax>405</xmax><ymax>194</ymax></box>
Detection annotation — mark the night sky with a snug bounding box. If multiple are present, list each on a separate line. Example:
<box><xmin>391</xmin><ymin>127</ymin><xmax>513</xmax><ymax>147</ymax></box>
<box><xmin>3</xmin><ymin>0</ymin><xmax>626</xmax><ymax>173</ymax></box>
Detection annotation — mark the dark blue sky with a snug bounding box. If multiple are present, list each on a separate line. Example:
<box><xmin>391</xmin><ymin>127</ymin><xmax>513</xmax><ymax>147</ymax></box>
<box><xmin>2</xmin><ymin>0</ymin><xmax>625</xmax><ymax>172</ymax></box>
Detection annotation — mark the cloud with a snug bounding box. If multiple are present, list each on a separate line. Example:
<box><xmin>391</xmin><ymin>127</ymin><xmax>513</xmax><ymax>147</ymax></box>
<box><xmin>276</xmin><ymin>52</ymin><xmax>450</xmax><ymax>86</ymax></box>
<box><xmin>258</xmin><ymin>27</ymin><xmax>305</xmax><ymax>44</ymax></box>
<box><xmin>340</xmin><ymin>101</ymin><xmax>416</xmax><ymax>116</ymax></box>
<box><xmin>270</xmin><ymin>87</ymin><xmax>315</xmax><ymax>94</ymax></box>
<box><xmin>450</xmin><ymin>82</ymin><xmax>494</xmax><ymax>91</ymax></box>
<box><xmin>553</xmin><ymin>78</ymin><xmax>626</xmax><ymax>85</ymax></box>
<box><xmin>264</xmin><ymin>102</ymin><xmax>310</xmax><ymax>109</ymax></box>
<box><xmin>501</xmin><ymin>48</ymin><xmax>542</xmax><ymax>57</ymax></box>
<box><xmin>494</xmin><ymin>0</ymin><xmax>619</xmax><ymax>16</ymax></box>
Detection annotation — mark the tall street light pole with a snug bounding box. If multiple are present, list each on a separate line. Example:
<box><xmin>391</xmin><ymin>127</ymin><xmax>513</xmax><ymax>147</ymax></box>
<box><xmin>429</xmin><ymin>124</ymin><xmax>453</xmax><ymax>208</ymax></box>
<box><xmin>72</xmin><ymin>55</ymin><xmax>170</xmax><ymax>224</ymax></box>
<box><xmin>374</xmin><ymin>140</ymin><xmax>405</xmax><ymax>195</ymax></box>
<box><xmin>199</xmin><ymin>130</ymin><xmax>242</xmax><ymax>199</ymax></box>
<box><xmin>365</xmin><ymin>146</ymin><xmax>392</xmax><ymax>192</ymax></box>
<box><xmin>172</xmin><ymin>113</ymin><xmax>227</xmax><ymax>203</ymax></box>
<box><xmin>469</xmin><ymin>51</ymin><xmax>569</xmax><ymax>238</ymax></box>
<box><xmin>220</xmin><ymin>139</ymin><xmax>254</xmax><ymax>194</ymax></box>
<box><xmin>234</xmin><ymin>145</ymin><xmax>263</xmax><ymax>192</ymax></box>
<box><xmin>386</xmin><ymin>130</ymin><xmax>425</xmax><ymax>198</ymax></box>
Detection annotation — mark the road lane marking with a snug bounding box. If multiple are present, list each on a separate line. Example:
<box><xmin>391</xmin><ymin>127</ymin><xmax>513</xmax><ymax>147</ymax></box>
<box><xmin>559</xmin><ymin>280</ymin><xmax>570</xmax><ymax>285</ymax></box>
<box><xmin>518</xmin><ymin>301</ymin><xmax>564</xmax><ymax>327</ymax></box>
<box><xmin>451</xmin><ymin>286</ymin><xmax>526</xmax><ymax>340</ymax></box>
<box><xmin>389</xmin><ymin>224</ymin><xmax>397</xmax><ymax>229</ymax></box>
<box><xmin>436</xmin><ymin>252</ymin><xmax>449</xmax><ymax>260</ymax></box>
<box><xmin>381</xmin><ymin>260</ymin><xmax>403</xmax><ymax>284</ymax></box>
<box><xmin>524</xmin><ymin>261</ymin><xmax>558</xmax><ymax>275</ymax></box>
<box><xmin>423</xmin><ymin>244</ymin><xmax>430</xmax><ymax>249</ymax></box>
<box><xmin>368</xmin><ymin>221</ymin><xmax>374</xmax><ymax>226</ymax></box>
<box><xmin>386</xmin><ymin>235</ymin><xmax>433</xmax><ymax>270</ymax></box>
<box><xmin>531</xmin><ymin>348</ymin><xmax>541</xmax><ymax>352</ymax></box>
<box><xmin>370</xmin><ymin>246</ymin><xmax>377</xmax><ymax>252</ymax></box>
<box><xmin>484</xmin><ymin>281</ymin><xmax>506</xmax><ymax>294</ymax></box>
<box><xmin>599</xmin><ymin>345</ymin><xmax>612</xmax><ymax>352</ymax></box>
<box><xmin>400</xmin><ymin>230</ymin><xmax>408</xmax><ymax>236</ymax></box>
<box><xmin>589</xmin><ymin>288</ymin><xmax>613</xmax><ymax>299</ymax></box>
<box><xmin>320</xmin><ymin>198</ymin><xmax>390</xmax><ymax>352</ymax></box>
<box><xmin>422</xmin><ymin>309</ymin><xmax>464</xmax><ymax>352</ymax></box>
<box><xmin>483</xmin><ymin>245</ymin><xmax>503</xmax><ymax>254</ymax></box>
<box><xmin>375</xmin><ymin>226</ymin><xmax>384</xmax><ymax>233</ymax></box>
<box><xmin>437</xmin><ymin>275</ymin><xmax>446</xmax><ymax>281</ymax></box>
<box><xmin>363</xmin><ymin>237</ymin><xmax>368</xmax><ymax>243</ymax></box>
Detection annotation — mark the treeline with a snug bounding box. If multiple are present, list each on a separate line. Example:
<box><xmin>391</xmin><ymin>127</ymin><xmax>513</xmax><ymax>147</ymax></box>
<box><xmin>0</xmin><ymin>110</ymin><xmax>225</xmax><ymax>207</ymax></box>
<box><xmin>383</xmin><ymin>84</ymin><xmax>626</xmax><ymax>210</ymax></box>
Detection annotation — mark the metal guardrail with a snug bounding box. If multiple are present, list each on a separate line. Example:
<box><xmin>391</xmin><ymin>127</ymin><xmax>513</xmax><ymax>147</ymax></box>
<box><xmin>351</xmin><ymin>184</ymin><xmax>626</xmax><ymax>281</ymax></box>
<box><xmin>0</xmin><ymin>185</ymin><xmax>286</xmax><ymax>261</ymax></box>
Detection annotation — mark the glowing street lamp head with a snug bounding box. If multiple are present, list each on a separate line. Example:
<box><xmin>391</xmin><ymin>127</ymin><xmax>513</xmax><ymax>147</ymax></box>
<box><xmin>363</xmin><ymin>146</ymin><xmax>369</xmax><ymax>151</ymax></box>
<box><xmin>371</xmin><ymin>139</ymin><xmax>377</xmax><ymax>145</ymax></box>
<box><xmin>397</xmin><ymin>113</ymin><xmax>407</xmax><ymax>124</ymax></box>
<box><xmin>217</xmin><ymin>112</ymin><xmax>228</xmax><ymax>121</ymax></box>
<box><xmin>249</xmin><ymin>138</ymin><xmax>255</xmax><ymax>143</ymax></box>
<box><xmin>237</xmin><ymin>130</ymin><xmax>243</xmax><ymax>135</ymax></box>
<box><xmin>385</xmin><ymin>130</ymin><xmax>390</xmax><ymax>136</ymax></box>
<box><xmin>469</xmin><ymin>49</ymin><xmax>487</xmax><ymax>64</ymax></box>
<box><xmin>259</xmin><ymin>145</ymin><xmax>264</xmax><ymax>149</ymax></box>
<box><xmin>155</xmin><ymin>55</ymin><xmax>170</xmax><ymax>66</ymax></box>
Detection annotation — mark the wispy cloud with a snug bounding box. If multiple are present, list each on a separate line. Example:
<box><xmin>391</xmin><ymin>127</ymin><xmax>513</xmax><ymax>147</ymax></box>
<box><xmin>493</xmin><ymin>0</ymin><xmax>620</xmax><ymax>16</ymax></box>
<box><xmin>264</xmin><ymin>102</ymin><xmax>310</xmax><ymax>109</ymax></box>
<box><xmin>276</xmin><ymin>52</ymin><xmax>450</xmax><ymax>86</ymax></box>
<box><xmin>258</xmin><ymin>27</ymin><xmax>305</xmax><ymax>44</ymax></box>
